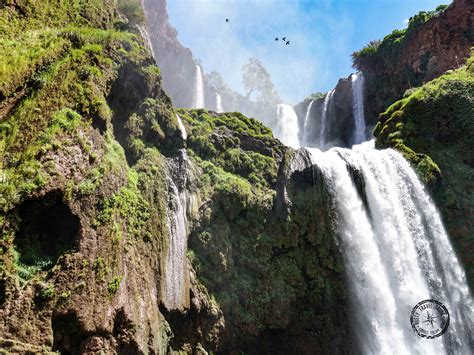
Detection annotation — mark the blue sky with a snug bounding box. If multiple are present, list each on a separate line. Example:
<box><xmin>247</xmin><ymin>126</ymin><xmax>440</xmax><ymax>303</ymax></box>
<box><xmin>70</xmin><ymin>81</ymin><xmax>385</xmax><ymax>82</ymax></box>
<box><xmin>167</xmin><ymin>0</ymin><xmax>448</xmax><ymax>104</ymax></box>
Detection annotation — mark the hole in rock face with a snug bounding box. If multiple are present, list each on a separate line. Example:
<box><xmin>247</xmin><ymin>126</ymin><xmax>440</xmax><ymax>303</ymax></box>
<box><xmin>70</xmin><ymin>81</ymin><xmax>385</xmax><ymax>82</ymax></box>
<box><xmin>52</xmin><ymin>311</ymin><xmax>85</xmax><ymax>354</ymax></box>
<box><xmin>14</xmin><ymin>191</ymin><xmax>80</xmax><ymax>271</ymax></box>
<box><xmin>0</xmin><ymin>278</ymin><xmax>6</xmax><ymax>306</ymax></box>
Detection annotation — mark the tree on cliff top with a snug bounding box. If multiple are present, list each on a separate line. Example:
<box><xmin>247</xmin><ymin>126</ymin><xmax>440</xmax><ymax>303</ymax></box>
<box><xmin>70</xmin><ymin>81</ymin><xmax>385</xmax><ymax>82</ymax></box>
<box><xmin>242</xmin><ymin>58</ymin><xmax>280</xmax><ymax>104</ymax></box>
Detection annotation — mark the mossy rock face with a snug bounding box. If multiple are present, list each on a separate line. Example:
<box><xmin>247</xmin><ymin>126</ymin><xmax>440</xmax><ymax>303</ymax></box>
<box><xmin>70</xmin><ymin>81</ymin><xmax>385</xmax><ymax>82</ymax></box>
<box><xmin>0</xmin><ymin>1</ymin><xmax>353</xmax><ymax>353</ymax></box>
<box><xmin>375</xmin><ymin>54</ymin><xmax>474</xmax><ymax>290</ymax></box>
<box><xmin>178</xmin><ymin>110</ymin><xmax>352</xmax><ymax>352</ymax></box>
<box><xmin>0</xmin><ymin>0</ymin><xmax>184</xmax><ymax>353</ymax></box>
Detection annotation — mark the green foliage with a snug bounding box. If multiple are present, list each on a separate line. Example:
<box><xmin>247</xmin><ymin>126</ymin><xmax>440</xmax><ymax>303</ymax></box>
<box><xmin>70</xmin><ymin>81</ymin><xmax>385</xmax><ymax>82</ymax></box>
<box><xmin>178</xmin><ymin>109</ymin><xmax>283</xmax><ymax>189</ymax></box>
<box><xmin>107</xmin><ymin>276</ymin><xmax>122</xmax><ymax>295</ymax></box>
<box><xmin>117</xmin><ymin>0</ymin><xmax>145</xmax><ymax>25</ymax></box>
<box><xmin>38</xmin><ymin>284</ymin><xmax>55</xmax><ymax>300</ymax></box>
<box><xmin>95</xmin><ymin>168</ymin><xmax>150</xmax><ymax>239</ymax></box>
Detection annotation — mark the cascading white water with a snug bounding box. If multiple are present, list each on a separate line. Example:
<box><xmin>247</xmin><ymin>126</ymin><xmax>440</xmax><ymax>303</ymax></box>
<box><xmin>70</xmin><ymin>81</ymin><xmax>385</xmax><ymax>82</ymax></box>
<box><xmin>351</xmin><ymin>72</ymin><xmax>367</xmax><ymax>145</ymax></box>
<box><xmin>306</xmin><ymin>143</ymin><xmax>474</xmax><ymax>354</ymax></box>
<box><xmin>176</xmin><ymin>114</ymin><xmax>187</xmax><ymax>140</ymax></box>
<box><xmin>275</xmin><ymin>104</ymin><xmax>300</xmax><ymax>149</ymax></box>
<box><xmin>319</xmin><ymin>89</ymin><xmax>335</xmax><ymax>150</ymax></box>
<box><xmin>193</xmin><ymin>65</ymin><xmax>205</xmax><ymax>109</ymax></box>
<box><xmin>215</xmin><ymin>93</ymin><xmax>223</xmax><ymax>113</ymax></box>
<box><xmin>301</xmin><ymin>100</ymin><xmax>314</xmax><ymax>146</ymax></box>
<box><xmin>164</xmin><ymin>150</ymin><xmax>190</xmax><ymax>310</ymax></box>
<box><xmin>138</xmin><ymin>25</ymin><xmax>156</xmax><ymax>61</ymax></box>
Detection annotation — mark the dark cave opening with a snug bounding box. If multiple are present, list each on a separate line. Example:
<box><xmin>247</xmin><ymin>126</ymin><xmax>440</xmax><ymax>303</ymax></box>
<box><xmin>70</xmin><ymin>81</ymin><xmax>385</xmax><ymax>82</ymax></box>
<box><xmin>0</xmin><ymin>278</ymin><xmax>6</xmax><ymax>306</ymax></box>
<box><xmin>52</xmin><ymin>311</ymin><xmax>85</xmax><ymax>354</ymax></box>
<box><xmin>13</xmin><ymin>191</ymin><xmax>80</xmax><ymax>271</ymax></box>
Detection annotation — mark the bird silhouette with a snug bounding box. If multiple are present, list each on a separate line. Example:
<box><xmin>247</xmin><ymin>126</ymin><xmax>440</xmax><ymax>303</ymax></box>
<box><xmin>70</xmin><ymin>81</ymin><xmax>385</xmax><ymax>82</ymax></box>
<box><xmin>225</xmin><ymin>18</ymin><xmax>229</xmax><ymax>22</ymax></box>
<box><xmin>275</xmin><ymin>37</ymin><xmax>279</xmax><ymax>41</ymax></box>
<box><xmin>282</xmin><ymin>37</ymin><xmax>287</xmax><ymax>41</ymax></box>
<box><xmin>286</xmin><ymin>40</ymin><xmax>290</xmax><ymax>45</ymax></box>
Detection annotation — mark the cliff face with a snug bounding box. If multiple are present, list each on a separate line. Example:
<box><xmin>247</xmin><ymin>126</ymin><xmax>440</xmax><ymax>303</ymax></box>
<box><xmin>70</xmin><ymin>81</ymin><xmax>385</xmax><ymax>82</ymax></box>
<box><xmin>140</xmin><ymin>0</ymin><xmax>196</xmax><ymax>108</ymax></box>
<box><xmin>0</xmin><ymin>1</ymin><xmax>353</xmax><ymax>353</ymax></box>
<box><xmin>354</xmin><ymin>0</ymin><xmax>474</xmax><ymax>125</ymax></box>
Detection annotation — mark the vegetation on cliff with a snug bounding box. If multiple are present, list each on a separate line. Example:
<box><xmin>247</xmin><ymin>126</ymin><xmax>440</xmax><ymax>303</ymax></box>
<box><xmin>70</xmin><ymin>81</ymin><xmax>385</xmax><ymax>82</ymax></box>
<box><xmin>0</xmin><ymin>0</ymin><xmax>185</xmax><ymax>352</ymax></box>
<box><xmin>352</xmin><ymin>5</ymin><xmax>448</xmax><ymax>68</ymax></box>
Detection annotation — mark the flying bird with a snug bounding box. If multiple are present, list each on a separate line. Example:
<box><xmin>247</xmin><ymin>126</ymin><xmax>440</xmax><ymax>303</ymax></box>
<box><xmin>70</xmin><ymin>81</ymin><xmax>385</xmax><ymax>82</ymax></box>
<box><xmin>275</xmin><ymin>37</ymin><xmax>279</xmax><ymax>41</ymax></box>
<box><xmin>282</xmin><ymin>37</ymin><xmax>287</xmax><ymax>41</ymax></box>
<box><xmin>225</xmin><ymin>18</ymin><xmax>229</xmax><ymax>22</ymax></box>
<box><xmin>286</xmin><ymin>40</ymin><xmax>290</xmax><ymax>45</ymax></box>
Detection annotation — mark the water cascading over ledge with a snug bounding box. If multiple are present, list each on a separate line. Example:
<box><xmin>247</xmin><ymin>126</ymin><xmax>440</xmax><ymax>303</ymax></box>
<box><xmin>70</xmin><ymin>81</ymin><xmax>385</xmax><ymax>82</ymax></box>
<box><xmin>163</xmin><ymin>149</ymin><xmax>191</xmax><ymax>310</ymax></box>
<box><xmin>288</xmin><ymin>143</ymin><xmax>474</xmax><ymax>354</ymax></box>
<box><xmin>193</xmin><ymin>65</ymin><xmax>205</xmax><ymax>109</ymax></box>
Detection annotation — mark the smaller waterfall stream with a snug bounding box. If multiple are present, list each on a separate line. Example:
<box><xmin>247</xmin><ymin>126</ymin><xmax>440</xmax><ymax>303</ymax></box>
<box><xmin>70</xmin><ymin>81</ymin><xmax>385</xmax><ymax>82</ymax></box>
<box><xmin>319</xmin><ymin>89</ymin><xmax>335</xmax><ymax>150</ymax></box>
<box><xmin>301</xmin><ymin>100</ymin><xmax>314</xmax><ymax>146</ymax></box>
<box><xmin>176</xmin><ymin>114</ymin><xmax>187</xmax><ymax>140</ymax></box>
<box><xmin>193</xmin><ymin>65</ymin><xmax>205</xmax><ymax>109</ymax></box>
<box><xmin>351</xmin><ymin>72</ymin><xmax>367</xmax><ymax>145</ymax></box>
<box><xmin>138</xmin><ymin>25</ymin><xmax>156</xmax><ymax>61</ymax></box>
<box><xmin>275</xmin><ymin>104</ymin><xmax>300</xmax><ymax>149</ymax></box>
<box><xmin>164</xmin><ymin>150</ymin><xmax>190</xmax><ymax>310</ymax></box>
<box><xmin>215</xmin><ymin>93</ymin><xmax>223</xmax><ymax>113</ymax></box>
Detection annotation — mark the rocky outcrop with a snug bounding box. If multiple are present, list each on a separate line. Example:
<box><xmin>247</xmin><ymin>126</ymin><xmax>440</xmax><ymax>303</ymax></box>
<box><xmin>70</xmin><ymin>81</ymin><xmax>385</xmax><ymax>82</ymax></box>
<box><xmin>354</xmin><ymin>0</ymin><xmax>474</xmax><ymax>125</ymax></box>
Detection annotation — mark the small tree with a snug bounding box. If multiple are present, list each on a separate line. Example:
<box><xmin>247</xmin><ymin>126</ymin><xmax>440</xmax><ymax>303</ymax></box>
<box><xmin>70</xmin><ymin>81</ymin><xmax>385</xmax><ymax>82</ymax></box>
<box><xmin>207</xmin><ymin>70</ymin><xmax>226</xmax><ymax>91</ymax></box>
<box><xmin>242</xmin><ymin>58</ymin><xmax>280</xmax><ymax>104</ymax></box>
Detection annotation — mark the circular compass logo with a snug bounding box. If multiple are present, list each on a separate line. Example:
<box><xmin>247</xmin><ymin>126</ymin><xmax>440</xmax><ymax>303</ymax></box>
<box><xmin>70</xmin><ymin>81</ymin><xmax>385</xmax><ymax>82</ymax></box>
<box><xmin>410</xmin><ymin>299</ymin><xmax>449</xmax><ymax>339</ymax></box>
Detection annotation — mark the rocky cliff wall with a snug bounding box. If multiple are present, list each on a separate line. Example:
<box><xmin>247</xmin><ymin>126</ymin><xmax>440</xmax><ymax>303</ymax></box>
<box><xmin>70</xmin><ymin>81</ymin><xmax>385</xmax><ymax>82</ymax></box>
<box><xmin>355</xmin><ymin>0</ymin><xmax>474</xmax><ymax>126</ymax></box>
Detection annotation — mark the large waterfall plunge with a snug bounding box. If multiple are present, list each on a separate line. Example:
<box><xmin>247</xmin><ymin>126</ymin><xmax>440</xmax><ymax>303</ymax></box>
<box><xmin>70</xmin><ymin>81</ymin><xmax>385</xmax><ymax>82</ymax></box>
<box><xmin>351</xmin><ymin>72</ymin><xmax>367</xmax><ymax>145</ymax></box>
<box><xmin>164</xmin><ymin>150</ymin><xmax>190</xmax><ymax>310</ymax></box>
<box><xmin>193</xmin><ymin>65</ymin><xmax>205</xmax><ymax>109</ymax></box>
<box><xmin>306</xmin><ymin>144</ymin><xmax>474</xmax><ymax>354</ymax></box>
<box><xmin>275</xmin><ymin>104</ymin><xmax>300</xmax><ymax>149</ymax></box>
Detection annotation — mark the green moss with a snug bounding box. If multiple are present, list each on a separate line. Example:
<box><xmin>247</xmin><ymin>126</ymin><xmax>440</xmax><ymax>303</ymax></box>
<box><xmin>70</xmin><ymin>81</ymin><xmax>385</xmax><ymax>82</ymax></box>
<box><xmin>179</xmin><ymin>109</ymin><xmax>284</xmax><ymax>190</ymax></box>
<box><xmin>38</xmin><ymin>284</ymin><xmax>55</xmax><ymax>300</ymax></box>
<box><xmin>107</xmin><ymin>276</ymin><xmax>122</xmax><ymax>295</ymax></box>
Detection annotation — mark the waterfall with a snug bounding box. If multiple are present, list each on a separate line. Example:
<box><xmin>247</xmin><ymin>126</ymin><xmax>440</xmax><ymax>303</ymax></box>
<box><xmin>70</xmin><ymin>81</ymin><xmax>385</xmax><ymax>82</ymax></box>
<box><xmin>275</xmin><ymin>104</ymin><xmax>300</xmax><ymax>149</ymax></box>
<box><xmin>193</xmin><ymin>65</ymin><xmax>205</xmax><ymax>109</ymax></box>
<box><xmin>137</xmin><ymin>25</ymin><xmax>156</xmax><ymax>61</ymax></box>
<box><xmin>306</xmin><ymin>144</ymin><xmax>474</xmax><ymax>354</ymax></box>
<box><xmin>164</xmin><ymin>150</ymin><xmax>190</xmax><ymax>310</ymax></box>
<box><xmin>301</xmin><ymin>100</ymin><xmax>314</xmax><ymax>146</ymax></box>
<box><xmin>351</xmin><ymin>72</ymin><xmax>366</xmax><ymax>145</ymax></box>
<box><xmin>319</xmin><ymin>89</ymin><xmax>335</xmax><ymax>150</ymax></box>
<box><xmin>215</xmin><ymin>93</ymin><xmax>223</xmax><ymax>113</ymax></box>
<box><xmin>176</xmin><ymin>114</ymin><xmax>187</xmax><ymax>140</ymax></box>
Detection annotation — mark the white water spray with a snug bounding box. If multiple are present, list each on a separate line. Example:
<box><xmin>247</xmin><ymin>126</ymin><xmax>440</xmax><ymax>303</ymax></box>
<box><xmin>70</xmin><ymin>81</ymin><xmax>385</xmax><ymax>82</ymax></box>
<box><xmin>319</xmin><ymin>90</ymin><xmax>335</xmax><ymax>150</ymax></box>
<box><xmin>351</xmin><ymin>72</ymin><xmax>367</xmax><ymax>145</ymax></box>
<box><xmin>215</xmin><ymin>93</ymin><xmax>223</xmax><ymax>113</ymax></box>
<box><xmin>306</xmin><ymin>144</ymin><xmax>473</xmax><ymax>354</ymax></box>
<box><xmin>275</xmin><ymin>104</ymin><xmax>300</xmax><ymax>149</ymax></box>
<box><xmin>176</xmin><ymin>114</ymin><xmax>187</xmax><ymax>140</ymax></box>
<box><xmin>193</xmin><ymin>65</ymin><xmax>205</xmax><ymax>109</ymax></box>
<box><xmin>164</xmin><ymin>150</ymin><xmax>190</xmax><ymax>310</ymax></box>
